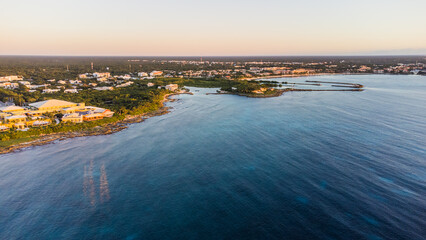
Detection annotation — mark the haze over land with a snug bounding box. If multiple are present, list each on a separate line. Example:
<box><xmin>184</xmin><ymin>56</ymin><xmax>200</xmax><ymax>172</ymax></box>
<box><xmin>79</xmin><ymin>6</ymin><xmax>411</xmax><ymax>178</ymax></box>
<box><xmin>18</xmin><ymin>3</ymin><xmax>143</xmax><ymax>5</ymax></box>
<box><xmin>1</xmin><ymin>0</ymin><xmax>425</xmax><ymax>56</ymax></box>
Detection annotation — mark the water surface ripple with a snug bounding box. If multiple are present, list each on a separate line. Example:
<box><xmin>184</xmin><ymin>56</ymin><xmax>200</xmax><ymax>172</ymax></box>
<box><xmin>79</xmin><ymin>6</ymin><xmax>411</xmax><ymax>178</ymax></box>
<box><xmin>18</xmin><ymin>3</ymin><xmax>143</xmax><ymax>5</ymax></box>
<box><xmin>0</xmin><ymin>75</ymin><xmax>425</xmax><ymax>240</ymax></box>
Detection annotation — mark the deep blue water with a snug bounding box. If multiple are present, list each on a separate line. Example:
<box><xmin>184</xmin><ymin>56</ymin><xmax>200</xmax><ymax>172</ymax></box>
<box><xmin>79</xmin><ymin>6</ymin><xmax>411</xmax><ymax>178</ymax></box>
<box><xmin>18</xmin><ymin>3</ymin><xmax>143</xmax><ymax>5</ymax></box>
<box><xmin>0</xmin><ymin>75</ymin><xmax>425</xmax><ymax>240</ymax></box>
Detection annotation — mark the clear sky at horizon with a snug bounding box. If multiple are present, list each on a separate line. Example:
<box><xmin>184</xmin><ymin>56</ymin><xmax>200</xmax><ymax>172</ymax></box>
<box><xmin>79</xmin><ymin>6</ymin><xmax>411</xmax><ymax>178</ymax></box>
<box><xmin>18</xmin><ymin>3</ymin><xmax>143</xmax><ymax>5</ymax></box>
<box><xmin>1</xmin><ymin>0</ymin><xmax>425</xmax><ymax>56</ymax></box>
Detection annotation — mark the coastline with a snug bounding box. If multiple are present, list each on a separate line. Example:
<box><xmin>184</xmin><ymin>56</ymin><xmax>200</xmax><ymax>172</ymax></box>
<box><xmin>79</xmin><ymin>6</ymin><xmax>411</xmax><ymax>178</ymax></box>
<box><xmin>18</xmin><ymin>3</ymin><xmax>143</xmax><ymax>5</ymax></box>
<box><xmin>242</xmin><ymin>72</ymin><xmax>356</xmax><ymax>81</ymax></box>
<box><xmin>209</xmin><ymin>87</ymin><xmax>364</xmax><ymax>99</ymax></box>
<box><xmin>0</xmin><ymin>92</ymin><xmax>188</xmax><ymax>155</ymax></box>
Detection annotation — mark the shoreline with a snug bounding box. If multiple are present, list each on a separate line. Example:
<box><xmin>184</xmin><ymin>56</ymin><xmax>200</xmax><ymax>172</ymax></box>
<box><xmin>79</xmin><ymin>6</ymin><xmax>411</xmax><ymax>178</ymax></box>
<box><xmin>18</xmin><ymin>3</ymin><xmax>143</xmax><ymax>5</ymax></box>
<box><xmin>0</xmin><ymin>92</ymin><xmax>189</xmax><ymax>156</ymax></box>
<box><xmin>208</xmin><ymin>87</ymin><xmax>364</xmax><ymax>98</ymax></box>
<box><xmin>242</xmin><ymin>72</ymin><xmax>357</xmax><ymax>81</ymax></box>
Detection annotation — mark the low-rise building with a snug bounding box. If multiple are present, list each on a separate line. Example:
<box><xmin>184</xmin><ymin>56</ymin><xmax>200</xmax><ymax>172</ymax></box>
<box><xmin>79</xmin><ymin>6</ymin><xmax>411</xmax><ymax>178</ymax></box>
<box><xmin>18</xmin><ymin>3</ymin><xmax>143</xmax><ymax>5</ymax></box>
<box><xmin>82</xmin><ymin>112</ymin><xmax>104</xmax><ymax>121</ymax></box>
<box><xmin>93</xmin><ymin>72</ymin><xmax>111</xmax><ymax>78</ymax></box>
<box><xmin>0</xmin><ymin>125</ymin><xmax>9</xmax><ymax>132</ymax></box>
<box><xmin>0</xmin><ymin>82</ymin><xmax>19</xmax><ymax>89</ymax></box>
<box><xmin>69</xmin><ymin>80</ymin><xmax>82</xmax><ymax>85</ymax></box>
<box><xmin>62</xmin><ymin>113</ymin><xmax>83</xmax><ymax>123</ymax></box>
<box><xmin>19</xmin><ymin>81</ymin><xmax>31</xmax><ymax>86</ymax></box>
<box><xmin>0</xmin><ymin>105</ymin><xmax>26</xmax><ymax>114</ymax></box>
<box><xmin>42</xmin><ymin>89</ymin><xmax>61</xmax><ymax>94</ymax></box>
<box><xmin>29</xmin><ymin>99</ymin><xmax>78</xmax><ymax>113</ymax></box>
<box><xmin>94</xmin><ymin>86</ymin><xmax>114</xmax><ymax>91</ymax></box>
<box><xmin>0</xmin><ymin>75</ymin><xmax>23</xmax><ymax>82</ymax></box>
<box><xmin>30</xmin><ymin>119</ymin><xmax>51</xmax><ymax>127</ymax></box>
<box><xmin>116</xmin><ymin>81</ymin><xmax>134</xmax><ymax>88</ymax></box>
<box><xmin>150</xmin><ymin>71</ymin><xmax>163</xmax><ymax>77</ymax></box>
<box><xmin>4</xmin><ymin>115</ymin><xmax>27</xmax><ymax>124</ymax></box>
<box><xmin>64</xmin><ymin>89</ymin><xmax>78</xmax><ymax>93</ymax></box>
<box><xmin>138</xmin><ymin>72</ymin><xmax>148</xmax><ymax>77</ymax></box>
<box><xmin>165</xmin><ymin>84</ymin><xmax>179</xmax><ymax>91</ymax></box>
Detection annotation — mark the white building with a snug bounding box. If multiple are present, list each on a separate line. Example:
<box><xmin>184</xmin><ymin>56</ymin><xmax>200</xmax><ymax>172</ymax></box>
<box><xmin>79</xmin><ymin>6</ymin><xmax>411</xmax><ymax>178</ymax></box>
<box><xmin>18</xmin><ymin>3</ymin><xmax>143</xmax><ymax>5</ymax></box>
<box><xmin>64</xmin><ymin>89</ymin><xmax>78</xmax><ymax>93</ymax></box>
<box><xmin>0</xmin><ymin>75</ymin><xmax>23</xmax><ymax>82</ymax></box>
<box><xmin>19</xmin><ymin>81</ymin><xmax>31</xmax><ymax>86</ymax></box>
<box><xmin>138</xmin><ymin>72</ymin><xmax>148</xmax><ymax>77</ymax></box>
<box><xmin>116</xmin><ymin>81</ymin><xmax>134</xmax><ymax>88</ymax></box>
<box><xmin>93</xmin><ymin>72</ymin><xmax>111</xmax><ymax>78</ymax></box>
<box><xmin>42</xmin><ymin>89</ymin><xmax>61</xmax><ymax>94</ymax></box>
<box><xmin>165</xmin><ymin>84</ymin><xmax>178</xmax><ymax>91</ymax></box>
<box><xmin>0</xmin><ymin>82</ymin><xmax>19</xmax><ymax>89</ymax></box>
<box><xmin>94</xmin><ymin>86</ymin><xmax>114</xmax><ymax>91</ymax></box>
<box><xmin>69</xmin><ymin>80</ymin><xmax>82</xmax><ymax>85</ymax></box>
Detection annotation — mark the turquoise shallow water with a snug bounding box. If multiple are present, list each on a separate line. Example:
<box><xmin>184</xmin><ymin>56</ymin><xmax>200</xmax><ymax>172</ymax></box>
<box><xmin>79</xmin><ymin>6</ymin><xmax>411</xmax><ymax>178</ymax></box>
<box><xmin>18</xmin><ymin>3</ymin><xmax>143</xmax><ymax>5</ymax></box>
<box><xmin>0</xmin><ymin>75</ymin><xmax>425</xmax><ymax>240</ymax></box>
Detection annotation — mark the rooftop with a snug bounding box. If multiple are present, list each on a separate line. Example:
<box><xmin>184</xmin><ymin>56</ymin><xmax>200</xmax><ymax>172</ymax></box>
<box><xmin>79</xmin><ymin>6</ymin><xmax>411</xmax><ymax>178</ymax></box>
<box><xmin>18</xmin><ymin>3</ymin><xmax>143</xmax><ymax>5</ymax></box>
<box><xmin>29</xmin><ymin>99</ymin><xmax>77</xmax><ymax>109</ymax></box>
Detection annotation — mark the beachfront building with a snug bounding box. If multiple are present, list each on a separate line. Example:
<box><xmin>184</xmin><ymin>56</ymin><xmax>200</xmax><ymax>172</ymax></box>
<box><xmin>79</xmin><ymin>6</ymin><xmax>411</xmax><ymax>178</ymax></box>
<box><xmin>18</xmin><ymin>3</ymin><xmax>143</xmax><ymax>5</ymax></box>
<box><xmin>82</xmin><ymin>112</ymin><xmax>104</xmax><ymax>121</ymax></box>
<box><xmin>0</xmin><ymin>82</ymin><xmax>19</xmax><ymax>89</ymax></box>
<box><xmin>4</xmin><ymin>115</ymin><xmax>27</xmax><ymax>124</ymax></box>
<box><xmin>62</xmin><ymin>113</ymin><xmax>83</xmax><ymax>123</ymax></box>
<box><xmin>31</xmin><ymin>120</ymin><xmax>51</xmax><ymax>127</ymax></box>
<box><xmin>29</xmin><ymin>99</ymin><xmax>79</xmax><ymax>113</ymax></box>
<box><xmin>165</xmin><ymin>84</ymin><xmax>179</xmax><ymax>92</ymax></box>
<box><xmin>0</xmin><ymin>125</ymin><xmax>9</xmax><ymax>132</ymax></box>
<box><xmin>0</xmin><ymin>99</ymin><xmax>113</xmax><ymax>130</ymax></box>
<box><xmin>0</xmin><ymin>105</ymin><xmax>26</xmax><ymax>115</ymax></box>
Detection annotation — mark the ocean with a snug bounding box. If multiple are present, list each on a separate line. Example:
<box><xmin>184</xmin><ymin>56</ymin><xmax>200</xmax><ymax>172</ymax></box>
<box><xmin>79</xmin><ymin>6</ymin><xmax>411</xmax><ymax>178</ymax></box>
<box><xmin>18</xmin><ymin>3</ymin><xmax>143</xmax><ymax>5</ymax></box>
<box><xmin>0</xmin><ymin>75</ymin><xmax>425</xmax><ymax>239</ymax></box>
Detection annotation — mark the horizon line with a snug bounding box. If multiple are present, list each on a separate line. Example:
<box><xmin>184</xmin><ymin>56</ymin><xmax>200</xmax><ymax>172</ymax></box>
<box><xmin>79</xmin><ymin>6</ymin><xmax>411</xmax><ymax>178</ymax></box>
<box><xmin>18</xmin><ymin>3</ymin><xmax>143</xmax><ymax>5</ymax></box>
<box><xmin>1</xmin><ymin>54</ymin><xmax>425</xmax><ymax>58</ymax></box>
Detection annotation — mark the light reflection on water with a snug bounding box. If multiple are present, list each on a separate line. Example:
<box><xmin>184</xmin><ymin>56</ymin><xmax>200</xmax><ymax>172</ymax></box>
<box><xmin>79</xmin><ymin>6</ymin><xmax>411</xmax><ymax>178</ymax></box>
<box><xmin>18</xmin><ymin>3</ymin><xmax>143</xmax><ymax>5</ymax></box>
<box><xmin>83</xmin><ymin>160</ymin><xmax>110</xmax><ymax>207</ymax></box>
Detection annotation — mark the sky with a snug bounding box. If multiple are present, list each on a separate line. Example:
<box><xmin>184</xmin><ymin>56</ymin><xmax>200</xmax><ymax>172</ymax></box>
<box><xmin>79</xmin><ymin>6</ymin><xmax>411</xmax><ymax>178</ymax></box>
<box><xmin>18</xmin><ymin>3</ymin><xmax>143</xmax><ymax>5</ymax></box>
<box><xmin>0</xmin><ymin>0</ymin><xmax>425</xmax><ymax>56</ymax></box>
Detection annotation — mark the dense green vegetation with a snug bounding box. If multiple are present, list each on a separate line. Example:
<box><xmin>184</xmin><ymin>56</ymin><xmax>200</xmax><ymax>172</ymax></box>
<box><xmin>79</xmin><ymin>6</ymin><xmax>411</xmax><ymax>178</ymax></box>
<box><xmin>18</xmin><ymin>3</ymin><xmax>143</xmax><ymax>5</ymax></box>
<box><xmin>0</xmin><ymin>75</ymin><xmax>256</xmax><ymax>147</ymax></box>
<box><xmin>0</xmin><ymin>81</ymin><xmax>172</xmax><ymax>145</ymax></box>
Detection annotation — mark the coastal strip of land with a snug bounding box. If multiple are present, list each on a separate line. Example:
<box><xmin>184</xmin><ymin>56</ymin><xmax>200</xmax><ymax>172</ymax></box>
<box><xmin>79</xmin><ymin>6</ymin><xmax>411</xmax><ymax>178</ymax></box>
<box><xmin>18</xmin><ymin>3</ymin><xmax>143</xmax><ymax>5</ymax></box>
<box><xmin>0</xmin><ymin>93</ymin><xmax>189</xmax><ymax>155</ymax></box>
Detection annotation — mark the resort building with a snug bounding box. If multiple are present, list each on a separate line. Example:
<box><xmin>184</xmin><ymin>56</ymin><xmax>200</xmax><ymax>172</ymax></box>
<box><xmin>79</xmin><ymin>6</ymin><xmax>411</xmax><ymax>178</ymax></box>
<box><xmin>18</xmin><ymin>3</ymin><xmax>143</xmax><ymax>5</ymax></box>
<box><xmin>62</xmin><ymin>113</ymin><xmax>83</xmax><ymax>123</ymax></box>
<box><xmin>82</xmin><ymin>112</ymin><xmax>104</xmax><ymax>121</ymax></box>
<box><xmin>31</xmin><ymin>120</ymin><xmax>51</xmax><ymax>127</ymax></box>
<box><xmin>0</xmin><ymin>125</ymin><xmax>9</xmax><ymax>132</ymax></box>
<box><xmin>0</xmin><ymin>105</ymin><xmax>26</xmax><ymax>114</ymax></box>
<box><xmin>0</xmin><ymin>82</ymin><xmax>19</xmax><ymax>89</ymax></box>
<box><xmin>93</xmin><ymin>72</ymin><xmax>111</xmax><ymax>78</ymax></box>
<box><xmin>165</xmin><ymin>84</ymin><xmax>179</xmax><ymax>91</ymax></box>
<box><xmin>4</xmin><ymin>115</ymin><xmax>27</xmax><ymax>124</ymax></box>
<box><xmin>29</xmin><ymin>99</ymin><xmax>78</xmax><ymax>113</ymax></box>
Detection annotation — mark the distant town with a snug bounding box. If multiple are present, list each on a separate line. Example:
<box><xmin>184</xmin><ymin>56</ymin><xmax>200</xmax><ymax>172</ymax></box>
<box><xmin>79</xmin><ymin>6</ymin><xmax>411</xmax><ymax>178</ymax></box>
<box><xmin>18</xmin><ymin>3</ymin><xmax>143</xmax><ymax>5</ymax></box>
<box><xmin>0</xmin><ymin>57</ymin><xmax>424</xmax><ymax>93</ymax></box>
